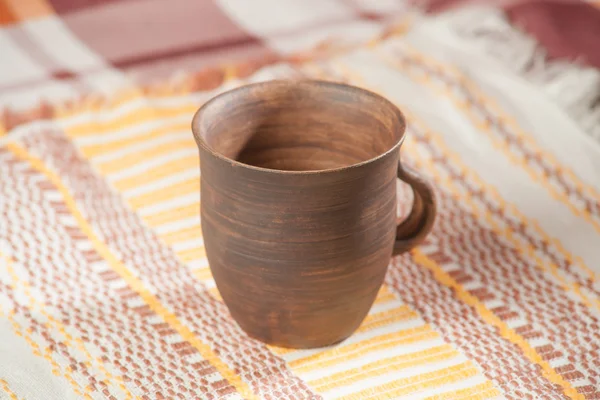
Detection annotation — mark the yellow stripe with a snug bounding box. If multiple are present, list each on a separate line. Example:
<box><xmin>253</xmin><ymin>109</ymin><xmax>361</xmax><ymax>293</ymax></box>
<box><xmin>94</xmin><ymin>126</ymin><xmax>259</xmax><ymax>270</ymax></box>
<box><xmin>0</xmin><ymin>379</ymin><xmax>21</xmax><ymax>400</ymax></box>
<box><xmin>290</xmin><ymin>325</ymin><xmax>438</xmax><ymax>373</ymax></box>
<box><xmin>2</xmin><ymin>253</ymin><xmax>133</xmax><ymax>399</ymax></box>
<box><xmin>97</xmin><ymin>139</ymin><xmax>195</xmax><ymax>175</ymax></box>
<box><xmin>65</xmin><ymin>104</ymin><xmax>197</xmax><ymax>138</ymax></box>
<box><xmin>377</xmin><ymin>47</ymin><xmax>600</xmax><ymax>234</ymax></box>
<box><xmin>57</xmin><ymin>88</ymin><xmax>144</xmax><ymax>119</ymax></box>
<box><xmin>332</xmin><ymin>62</ymin><xmax>599</xmax><ymax>311</ymax></box>
<box><xmin>143</xmin><ymin>204</ymin><xmax>200</xmax><ymax>228</ymax></box>
<box><xmin>373</xmin><ymin>285</ymin><xmax>396</xmax><ymax>305</ymax></box>
<box><xmin>356</xmin><ymin>305</ymin><xmax>417</xmax><ymax>333</ymax></box>
<box><xmin>424</xmin><ymin>381</ymin><xmax>500</xmax><ymax>400</ymax></box>
<box><xmin>114</xmin><ymin>155</ymin><xmax>199</xmax><ymax>192</ymax></box>
<box><xmin>268</xmin><ymin>289</ymin><xmax>406</xmax><ymax>356</ymax></box>
<box><xmin>207</xmin><ymin>286</ymin><xmax>222</xmax><ymax>301</ymax></box>
<box><xmin>177</xmin><ymin>247</ymin><xmax>206</xmax><ymax>263</ymax></box>
<box><xmin>194</xmin><ymin>267</ymin><xmax>213</xmax><ymax>281</ymax></box>
<box><xmin>414</xmin><ymin>249</ymin><xmax>584</xmax><ymax>400</ymax></box>
<box><xmin>128</xmin><ymin>178</ymin><xmax>199</xmax><ymax>209</ymax></box>
<box><xmin>6</xmin><ymin>142</ymin><xmax>257</xmax><ymax>400</ymax></box>
<box><xmin>310</xmin><ymin>344</ymin><xmax>457</xmax><ymax>392</ymax></box>
<box><xmin>161</xmin><ymin>226</ymin><xmax>201</xmax><ymax>246</ymax></box>
<box><xmin>80</xmin><ymin>121</ymin><xmax>191</xmax><ymax>158</ymax></box>
<box><xmin>338</xmin><ymin>362</ymin><xmax>479</xmax><ymax>400</ymax></box>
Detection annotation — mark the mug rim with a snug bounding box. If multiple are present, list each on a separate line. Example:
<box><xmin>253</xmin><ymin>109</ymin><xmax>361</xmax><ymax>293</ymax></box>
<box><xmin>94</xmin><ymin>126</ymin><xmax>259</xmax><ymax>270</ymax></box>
<box><xmin>191</xmin><ymin>79</ymin><xmax>406</xmax><ymax>175</ymax></box>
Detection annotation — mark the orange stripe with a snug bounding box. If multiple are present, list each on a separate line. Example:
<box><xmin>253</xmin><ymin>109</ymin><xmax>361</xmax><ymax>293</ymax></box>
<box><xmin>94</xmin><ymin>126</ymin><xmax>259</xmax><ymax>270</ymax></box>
<box><xmin>0</xmin><ymin>0</ymin><xmax>17</xmax><ymax>25</ymax></box>
<box><xmin>2</xmin><ymin>0</ymin><xmax>54</xmax><ymax>22</ymax></box>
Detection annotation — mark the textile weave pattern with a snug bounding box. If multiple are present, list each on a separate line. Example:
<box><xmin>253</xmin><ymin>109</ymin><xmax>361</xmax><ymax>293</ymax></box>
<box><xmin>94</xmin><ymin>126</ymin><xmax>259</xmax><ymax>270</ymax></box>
<box><xmin>2</xmin><ymin>26</ymin><xmax>600</xmax><ymax>398</ymax></box>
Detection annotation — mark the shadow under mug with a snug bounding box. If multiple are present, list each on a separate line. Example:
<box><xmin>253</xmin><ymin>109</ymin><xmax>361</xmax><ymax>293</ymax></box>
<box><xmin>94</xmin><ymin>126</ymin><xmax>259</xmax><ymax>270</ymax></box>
<box><xmin>192</xmin><ymin>80</ymin><xmax>436</xmax><ymax>349</ymax></box>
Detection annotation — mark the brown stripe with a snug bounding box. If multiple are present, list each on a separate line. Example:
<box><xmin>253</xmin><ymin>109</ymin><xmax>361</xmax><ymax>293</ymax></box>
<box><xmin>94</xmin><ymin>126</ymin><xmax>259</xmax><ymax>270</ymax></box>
<box><xmin>1</xmin><ymin>146</ymin><xmax>228</xmax><ymax>398</ymax></box>
<box><xmin>20</xmin><ymin>129</ymin><xmax>320</xmax><ymax>399</ymax></box>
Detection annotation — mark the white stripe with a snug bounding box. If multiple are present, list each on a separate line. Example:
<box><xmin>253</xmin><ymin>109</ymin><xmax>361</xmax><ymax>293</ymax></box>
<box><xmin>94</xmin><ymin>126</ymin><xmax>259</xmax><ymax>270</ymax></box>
<box><xmin>172</xmin><ymin>238</ymin><xmax>204</xmax><ymax>252</ymax></box>
<box><xmin>92</xmin><ymin>131</ymin><xmax>192</xmax><ymax>164</ymax></box>
<box><xmin>369</xmin><ymin>298</ymin><xmax>406</xmax><ymax>314</ymax></box>
<box><xmin>154</xmin><ymin>216</ymin><xmax>200</xmax><ymax>236</ymax></box>
<box><xmin>73</xmin><ymin>113</ymin><xmax>191</xmax><ymax>146</ymax></box>
<box><xmin>187</xmin><ymin>258</ymin><xmax>210</xmax><ymax>270</ymax></box>
<box><xmin>123</xmin><ymin>168</ymin><xmax>199</xmax><ymax>199</ymax></box>
<box><xmin>57</xmin><ymin>77</ymin><xmax>254</xmax><ymax>129</ymax></box>
<box><xmin>138</xmin><ymin>193</ymin><xmax>199</xmax><ymax>217</ymax></box>
<box><xmin>108</xmin><ymin>148</ymin><xmax>198</xmax><ymax>182</ymax></box>
<box><xmin>393</xmin><ymin>364</ymin><xmax>492</xmax><ymax>400</ymax></box>
<box><xmin>202</xmin><ymin>279</ymin><xmax>216</xmax><ymax>289</ymax></box>
<box><xmin>323</xmin><ymin>353</ymin><xmax>467</xmax><ymax>399</ymax></box>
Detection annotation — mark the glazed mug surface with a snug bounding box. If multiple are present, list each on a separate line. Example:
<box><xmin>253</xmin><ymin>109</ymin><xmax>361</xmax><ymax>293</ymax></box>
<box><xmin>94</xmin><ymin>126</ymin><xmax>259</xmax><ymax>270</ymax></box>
<box><xmin>192</xmin><ymin>80</ymin><xmax>436</xmax><ymax>348</ymax></box>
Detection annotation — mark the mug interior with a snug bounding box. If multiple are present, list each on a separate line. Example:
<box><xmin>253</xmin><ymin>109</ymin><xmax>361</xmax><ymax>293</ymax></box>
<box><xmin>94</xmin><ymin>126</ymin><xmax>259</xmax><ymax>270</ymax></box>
<box><xmin>193</xmin><ymin>80</ymin><xmax>405</xmax><ymax>172</ymax></box>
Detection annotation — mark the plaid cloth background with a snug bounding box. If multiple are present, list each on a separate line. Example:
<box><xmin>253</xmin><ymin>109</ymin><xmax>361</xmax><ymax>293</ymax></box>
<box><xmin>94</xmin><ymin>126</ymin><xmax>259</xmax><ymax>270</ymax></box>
<box><xmin>1</xmin><ymin>1</ymin><xmax>600</xmax><ymax>399</ymax></box>
<box><xmin>0</xmin><ymin>0</ymin><xmax>412</xmax><ymax>110</ymax></box>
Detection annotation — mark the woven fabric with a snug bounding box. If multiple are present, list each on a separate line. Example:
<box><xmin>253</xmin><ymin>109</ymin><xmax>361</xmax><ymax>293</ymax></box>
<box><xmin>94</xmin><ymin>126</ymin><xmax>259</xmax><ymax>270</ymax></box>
<box><xmin>2</xmin><ymin>7</ymin><xmax>600</xmax><ymax>397</ymax></box>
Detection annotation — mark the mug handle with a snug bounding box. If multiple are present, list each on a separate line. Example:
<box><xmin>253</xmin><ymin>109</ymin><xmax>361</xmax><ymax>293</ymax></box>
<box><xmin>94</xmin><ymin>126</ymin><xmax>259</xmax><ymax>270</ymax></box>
<box><xmin>393</xmin><ymin>160</ymin><xmax>437</xmax><ymax>256</ymax></box>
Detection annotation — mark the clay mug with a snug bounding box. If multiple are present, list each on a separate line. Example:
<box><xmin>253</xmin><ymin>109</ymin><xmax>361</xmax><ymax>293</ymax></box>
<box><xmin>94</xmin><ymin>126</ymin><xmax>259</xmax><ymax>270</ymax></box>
<box><xmin>192</xmin><ymin>80</ymin><xmax>436</xmax><ymax>349</ymax></box>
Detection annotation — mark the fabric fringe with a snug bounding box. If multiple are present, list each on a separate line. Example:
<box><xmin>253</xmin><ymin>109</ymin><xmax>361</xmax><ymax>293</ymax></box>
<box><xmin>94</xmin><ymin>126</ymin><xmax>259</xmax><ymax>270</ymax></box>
<box><xmin>443</xmin><ymin>7</ymin><xmax>600</xmax><ymax>141</ymax></box>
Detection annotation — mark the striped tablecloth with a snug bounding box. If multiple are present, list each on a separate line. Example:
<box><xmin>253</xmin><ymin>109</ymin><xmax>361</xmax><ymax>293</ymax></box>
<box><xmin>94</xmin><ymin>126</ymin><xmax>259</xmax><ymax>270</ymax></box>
<box><xmin>2</xmin><ymin>6</ymin><xmax>600</xmax><ymax>400</ymax></box>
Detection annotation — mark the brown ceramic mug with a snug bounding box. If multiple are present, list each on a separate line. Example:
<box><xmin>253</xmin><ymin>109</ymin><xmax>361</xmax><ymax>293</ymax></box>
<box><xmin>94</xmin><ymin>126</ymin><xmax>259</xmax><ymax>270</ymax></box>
<box><xmin>192</xmin><ymin>80</ymin><xmax>436</xmax><ymax>349</ymax></box>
